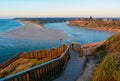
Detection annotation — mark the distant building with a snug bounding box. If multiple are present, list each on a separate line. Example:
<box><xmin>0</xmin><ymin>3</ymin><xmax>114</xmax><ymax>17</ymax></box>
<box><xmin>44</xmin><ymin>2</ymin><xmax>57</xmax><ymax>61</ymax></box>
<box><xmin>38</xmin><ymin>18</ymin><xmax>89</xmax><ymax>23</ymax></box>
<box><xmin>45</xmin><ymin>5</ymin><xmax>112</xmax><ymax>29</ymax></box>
<box><xmin>89</xmin><ymin>16</ymin><xmax>93</xmax><ymax>20</ymax></box>
<box><xmin>109</xmin><ymin>19</ymin><xmax>113</xmax><ymax>21</ymax></box>
<box><xmin>103</xmin><ymin>18</ymin><xmax>109</xmax><ymax>21</ymax></box>
<box><xmin>103</xmin><ymin>18</ymin><xmax>114</xmax><ymax>22</ymax></box>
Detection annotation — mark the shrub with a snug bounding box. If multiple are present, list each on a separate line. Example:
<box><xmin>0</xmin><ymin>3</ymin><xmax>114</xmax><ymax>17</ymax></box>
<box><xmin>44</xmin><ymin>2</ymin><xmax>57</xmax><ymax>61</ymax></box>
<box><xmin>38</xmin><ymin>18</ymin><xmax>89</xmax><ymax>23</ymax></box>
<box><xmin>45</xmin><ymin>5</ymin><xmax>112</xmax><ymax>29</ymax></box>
<box><xmin>0</xmin><ymin>60</ymin><xmax>20</xmax><ymax>78</ymax></box>
<box><xmin>93</xmin><ymin>34</ymin><xmax>120</xmax><ymax>64</ymax></box>
<box><xmin>93</xmin><ymin>53</ymin><xmax>120</xmax><ymax>81</ymax></box>
<box><xmin>92</xmin><ymin>34</ymin><xmax>120</xmax><ymax>81</ymax></box>
<box><xmin>104</xmin><ymin>34</ymin><xmax>120</xmax><ymax>53</ymax></box>
<box><xmin>94</xmin><ymin>50</ymin><xmax>106</xmax><ymax>64</ymax></box>
<box><xmin>0</xmin><ymin>57</ymin><xmax>51</xmax><ymax>78</ymax></box>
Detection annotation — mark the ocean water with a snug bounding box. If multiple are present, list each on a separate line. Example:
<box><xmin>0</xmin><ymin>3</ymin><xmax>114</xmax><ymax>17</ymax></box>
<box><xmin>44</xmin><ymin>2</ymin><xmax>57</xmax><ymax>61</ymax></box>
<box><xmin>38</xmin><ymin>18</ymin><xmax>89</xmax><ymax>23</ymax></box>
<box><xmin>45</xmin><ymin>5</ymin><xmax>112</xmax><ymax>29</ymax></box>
<box><xmin>0</xmin><ymin>19</ymin><xmax>22</xmax><ymax>33</ymax></box>
<box><xmin>44</xmin><ymin>22</ymin><xmax>115</xmax><ymax>44</ymax></box>
<box><xmin>0</xmin><ymin>19</ymin><xmax>115</xmax><ymax>64</ymax></box>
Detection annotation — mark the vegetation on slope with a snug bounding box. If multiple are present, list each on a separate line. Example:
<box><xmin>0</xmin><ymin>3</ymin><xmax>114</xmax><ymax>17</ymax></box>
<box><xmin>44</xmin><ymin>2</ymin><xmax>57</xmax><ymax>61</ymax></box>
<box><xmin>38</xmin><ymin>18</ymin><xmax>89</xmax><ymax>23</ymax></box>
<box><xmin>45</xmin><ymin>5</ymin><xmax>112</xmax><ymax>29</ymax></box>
<box><xmin>94</xmin><ymin>34</ymin><xmax>120</xmax><ymax>63</ymax></box>
<box><xmin>93</xmin><ymin>34</ymin><xmax>120</xmax><ymax>81</ymax></box>
<box><xmin>0</xmin><ymin>58</ymin><xmax>51</xmax><ymax>78</ymax></box>
<box><xmin>93</xmin><ymin>53</ymin><xmax>120</xmax><ymax>81</ymax></box>
<box><xmin>68</xmin><ymin>20</ymin><xmax>120</xmax><ymax>32</ymax></box>
<box><xmin>14</xmin><ymin>18</ymin><xmax>76</xmax><ymax>24</ymax></box>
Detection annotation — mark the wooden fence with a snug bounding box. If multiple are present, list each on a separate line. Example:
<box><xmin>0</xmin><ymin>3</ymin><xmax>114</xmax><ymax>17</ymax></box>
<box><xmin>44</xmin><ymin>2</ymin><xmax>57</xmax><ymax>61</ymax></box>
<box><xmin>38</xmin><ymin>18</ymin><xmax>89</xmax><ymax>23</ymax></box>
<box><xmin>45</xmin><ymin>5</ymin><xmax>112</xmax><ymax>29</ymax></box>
<box><xmin>18</xmin><ymin>44</ymin><xmax>67</xmax><ymax>60</ymax></box>
<box><xmin>0</xmin><ymin>44</ymin><xmax>67</xmax><ymax>70</ymax></box>
<box><xmin>71</xmin><ymin>43</ymin><xmax>83</xmax><ymax>57</ymax></box>
<box><xmin>0</xmin><ymin>43</ymin><xmax>83</xmax><ymax>81</ymax></box>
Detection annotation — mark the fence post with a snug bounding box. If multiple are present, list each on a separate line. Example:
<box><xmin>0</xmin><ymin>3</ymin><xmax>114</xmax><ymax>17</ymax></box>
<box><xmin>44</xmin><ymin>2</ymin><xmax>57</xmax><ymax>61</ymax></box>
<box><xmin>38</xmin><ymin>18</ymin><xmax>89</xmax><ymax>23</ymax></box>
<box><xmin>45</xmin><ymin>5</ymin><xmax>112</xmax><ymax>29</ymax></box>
<box><xmin>72</xmin><ymin>43</ymin><xmax>74</xmax><ymax>50</ymax></box>
<box><xmin>30</xmin><ymin>52</ymin><xmax>35</xmax><ymax>59</ymax></box>
<box><xmin>52</xmin><ymin>48</ymin><xmax>55</xmax><ymax>59</ymax></box>
<box><xmin>63</xmin><ymin>44</ymin><xmax>66</xmax><ymax>51</ymax></box>
<box><xmin>80</xmin><ymin>47</ymin><xmax>83</xmax><ymax>57</ymax></box>
<box><xmin>58</xmin><ymin>47</ymin><xmax>60</xmax><ymax>57</ymax></box>
<box><xmin>34</xmin><ymin>51</ymin><xmax>37</xmax><ymax>60</ymax></box>
<box><xmin>44</xmin><ymin>50</ymin><xmax>47</xmax><ymax>58</ymax></box>
<box><xmin>26</xmin><ymin>73</ymin><xmax>30</xmax><ymax>81</ymax></box>
<box><xmin>39</xmin><ymin>50</ymin><xmax>42</xmax><ymax>61</ymax></box>
<box><xmin>46</xmin><ymin>50</ymin><xmax>51</xmax><ymax>59</ymax></box>
<box><xmin>60</xmin><ymin>46</ymin><xmax>62</xmax><ymax>56</ymax></box>
<box><xmin>0</xmin><ymin>44</ymin><xmax>71</xmax><ymax>81</ymax></box>
<box><xmin>26</xmin><ymin>52</ymin><xmax>30</xmax><ymax>59</ymax></box>
<box><xmin>54</xmin><ymin>48</ymin><xmax>57</xmax><ymax>58</ymax></box>
<box><xmin>57</xmin><ymin>48</ymin><xmax>59</xmax><ymax>57</ymax></box>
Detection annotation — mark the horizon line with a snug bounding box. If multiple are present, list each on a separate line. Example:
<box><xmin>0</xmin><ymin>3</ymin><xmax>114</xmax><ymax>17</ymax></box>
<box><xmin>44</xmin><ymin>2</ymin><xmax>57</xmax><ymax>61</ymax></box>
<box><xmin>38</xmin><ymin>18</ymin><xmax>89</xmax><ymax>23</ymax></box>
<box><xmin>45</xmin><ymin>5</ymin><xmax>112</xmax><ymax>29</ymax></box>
<box><xmin>0</xmin><ymin>16</ymin><xmax>120</xmax><ymax>19</ymax></box>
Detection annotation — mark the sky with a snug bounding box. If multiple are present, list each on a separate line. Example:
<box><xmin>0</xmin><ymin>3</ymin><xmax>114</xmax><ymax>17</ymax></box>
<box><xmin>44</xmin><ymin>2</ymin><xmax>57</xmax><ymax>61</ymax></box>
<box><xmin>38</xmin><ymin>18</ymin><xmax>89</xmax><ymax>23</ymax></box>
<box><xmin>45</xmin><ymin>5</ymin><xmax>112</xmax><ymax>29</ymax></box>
<box><xmin>0</xmin><ymin>0</ymin><xmax>120</xmax><ymax>18</ymax></box>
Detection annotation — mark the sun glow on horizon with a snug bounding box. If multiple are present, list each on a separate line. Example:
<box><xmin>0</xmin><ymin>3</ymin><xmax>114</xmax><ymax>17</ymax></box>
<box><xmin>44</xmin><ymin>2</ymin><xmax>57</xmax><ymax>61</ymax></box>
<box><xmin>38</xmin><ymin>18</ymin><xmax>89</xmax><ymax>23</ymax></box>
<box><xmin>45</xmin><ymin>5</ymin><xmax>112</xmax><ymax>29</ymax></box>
<box><xmin>0</xmin><ymin>0</ymin><xmax>120</xmax><ymax>18</ymax></box>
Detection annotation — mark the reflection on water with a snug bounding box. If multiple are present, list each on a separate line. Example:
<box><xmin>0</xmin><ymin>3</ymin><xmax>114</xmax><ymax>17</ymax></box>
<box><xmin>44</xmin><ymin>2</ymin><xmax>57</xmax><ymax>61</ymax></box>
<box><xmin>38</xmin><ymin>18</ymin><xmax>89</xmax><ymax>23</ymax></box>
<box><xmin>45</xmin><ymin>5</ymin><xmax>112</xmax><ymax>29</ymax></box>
<box><xmin>44</xmin><ymin>22</ymin><xmax>115</xmax><ymax>44</ymax></box>
<box><xmin>0</xmin><ymin>21</ymin><xmax>115</xmax><ymax>63</ymax></box>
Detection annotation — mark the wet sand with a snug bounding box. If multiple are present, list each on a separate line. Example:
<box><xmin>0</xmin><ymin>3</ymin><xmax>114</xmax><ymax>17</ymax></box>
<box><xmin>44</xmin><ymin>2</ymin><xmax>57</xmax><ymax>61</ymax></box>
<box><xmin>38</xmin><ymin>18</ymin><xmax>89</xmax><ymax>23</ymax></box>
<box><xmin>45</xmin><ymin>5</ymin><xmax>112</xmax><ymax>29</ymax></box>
<box><xmin>3</xmin><ymin>21</ymin><xmax>69</xmax><ymax>40</ymax></box>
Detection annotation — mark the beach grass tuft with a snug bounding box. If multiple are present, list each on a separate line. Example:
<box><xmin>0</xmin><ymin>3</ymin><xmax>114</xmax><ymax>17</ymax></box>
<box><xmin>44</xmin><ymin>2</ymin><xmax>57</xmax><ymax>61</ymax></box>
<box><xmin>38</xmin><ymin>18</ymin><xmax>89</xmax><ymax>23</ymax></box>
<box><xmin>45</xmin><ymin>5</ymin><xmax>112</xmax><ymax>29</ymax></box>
<box><xmin>92</xmin><ymin>34</ymin><xmax>120</xmax><ymax>81</ymax></box>
<box><xmin>93</xmin><ymin>53</ymin><xmax>120</xmax><ymax>81</ymax></box>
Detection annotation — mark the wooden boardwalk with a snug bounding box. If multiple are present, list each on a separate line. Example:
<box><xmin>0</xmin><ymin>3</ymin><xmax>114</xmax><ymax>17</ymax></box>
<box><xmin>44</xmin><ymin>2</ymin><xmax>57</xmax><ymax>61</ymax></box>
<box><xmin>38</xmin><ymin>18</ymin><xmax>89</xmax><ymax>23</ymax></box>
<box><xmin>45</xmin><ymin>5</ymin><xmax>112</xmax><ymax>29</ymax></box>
<box><xmin>0</xmin><ymin>43</ymin><xmax>84</xmax><ymax>81</ymax></box>
<box><xmin>54</xmin><ymin>51</ymin><xmax>85</xmax><ymax>81</ymax></box>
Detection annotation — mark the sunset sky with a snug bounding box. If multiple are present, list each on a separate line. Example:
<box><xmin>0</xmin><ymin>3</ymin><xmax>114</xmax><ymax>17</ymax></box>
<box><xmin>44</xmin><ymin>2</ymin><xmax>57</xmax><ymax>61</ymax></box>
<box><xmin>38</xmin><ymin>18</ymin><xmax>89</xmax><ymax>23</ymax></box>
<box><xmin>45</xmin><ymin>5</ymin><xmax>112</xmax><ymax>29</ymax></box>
<box><xmin>0</xmin><ymin>0</ymin><xmax>120</xmax><ymax>18</ymax></box>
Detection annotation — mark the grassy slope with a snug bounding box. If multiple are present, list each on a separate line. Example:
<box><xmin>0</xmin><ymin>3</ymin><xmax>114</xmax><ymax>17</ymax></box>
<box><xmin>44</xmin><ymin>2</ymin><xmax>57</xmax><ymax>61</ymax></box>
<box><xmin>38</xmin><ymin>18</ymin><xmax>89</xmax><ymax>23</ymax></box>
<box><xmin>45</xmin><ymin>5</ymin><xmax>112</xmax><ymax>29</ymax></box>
<box><xmin>68</xmin><ymin>20</ymin><xmax>120</xmax><ymax>32</ymax></box>
<box><xmin>93</xmin><ymin>34</ymin><xmax>120</xmax><ymax>81</ymax></box>
<box><xmin>0</xmin><ymin>58</ymin><xmax>51</xmax><ymax>78</ymax></box>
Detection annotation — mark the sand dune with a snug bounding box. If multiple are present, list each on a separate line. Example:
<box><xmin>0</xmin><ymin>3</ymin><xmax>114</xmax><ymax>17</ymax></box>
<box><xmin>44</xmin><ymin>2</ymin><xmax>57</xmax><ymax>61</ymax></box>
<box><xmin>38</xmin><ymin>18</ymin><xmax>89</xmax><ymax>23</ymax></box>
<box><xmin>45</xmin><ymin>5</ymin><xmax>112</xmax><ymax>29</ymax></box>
<box><xmin>3</xmin><ymin>21</ymin><xmax>69</xmax><ymax>40</ymax></box>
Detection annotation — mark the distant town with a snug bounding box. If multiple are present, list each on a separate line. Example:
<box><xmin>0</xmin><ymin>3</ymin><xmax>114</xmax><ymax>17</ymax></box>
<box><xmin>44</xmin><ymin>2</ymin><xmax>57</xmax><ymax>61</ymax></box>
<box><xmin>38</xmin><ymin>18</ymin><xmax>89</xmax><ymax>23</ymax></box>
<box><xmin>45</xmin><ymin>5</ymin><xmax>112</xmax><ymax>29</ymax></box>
<box><xmin>77</xmin><ymin>16</ymin><xmax>120</xmax><ymax>22</ymax></box>
<box><xmin>15</xmin><ymin>16</ymin><xmax>120</xmax><ymax>24</ymax></box>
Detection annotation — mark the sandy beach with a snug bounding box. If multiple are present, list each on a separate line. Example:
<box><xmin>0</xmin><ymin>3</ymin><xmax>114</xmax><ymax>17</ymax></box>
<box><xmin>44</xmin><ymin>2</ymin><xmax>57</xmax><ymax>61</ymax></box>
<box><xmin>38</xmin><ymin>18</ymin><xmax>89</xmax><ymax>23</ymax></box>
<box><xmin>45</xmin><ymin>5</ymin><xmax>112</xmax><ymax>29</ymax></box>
<box><xmin>3</xmin><ymin>21</ymin><xmax>69</xmax><ymax>40</ymax></box>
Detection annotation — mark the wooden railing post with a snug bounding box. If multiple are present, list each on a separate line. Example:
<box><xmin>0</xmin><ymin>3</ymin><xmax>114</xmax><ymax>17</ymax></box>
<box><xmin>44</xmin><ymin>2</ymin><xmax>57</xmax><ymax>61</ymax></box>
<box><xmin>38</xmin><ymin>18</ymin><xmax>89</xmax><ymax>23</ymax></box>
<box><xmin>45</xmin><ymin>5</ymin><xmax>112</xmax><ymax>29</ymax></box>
<box><xmin>80</xmin><ymin>47</ymin><xmax>83</xmax><ymax>57</ymax></box>
<box><xmin>72</xmin><ymin>43</ymin><xmax>74</xmax><ymax>50</ymax></box>
<box><xmin>52</xmin><ymin>48</ymin><xmax>55</xmax><ymax>59</ymax></box>
<box><xmin>50</xmin><ymin>49</ymin><xmax>52</xmax><ymax>59</ymax></box>
<box><xmin>37</xmin><ymin>50</ymin><xmax>42</xmax><ymax>61</ymax></box>
<box><xmin>0</xmin><ymin>44</ymin><xmax>70</xmax><ymax>81</ymax></box>
<box><xmin>30</xmin><ymin>52</ymin><xmax>35</xmax><ymax>59</ymax></box>
<box><xmin>57</xmin><ymin>48</ymin><xmax>59</xmax><ymax>57</ymax></box>
<box><xmin>26</xmin><ymin>73</ymin><xmax>30</xmax><ymax>81</ymax></box>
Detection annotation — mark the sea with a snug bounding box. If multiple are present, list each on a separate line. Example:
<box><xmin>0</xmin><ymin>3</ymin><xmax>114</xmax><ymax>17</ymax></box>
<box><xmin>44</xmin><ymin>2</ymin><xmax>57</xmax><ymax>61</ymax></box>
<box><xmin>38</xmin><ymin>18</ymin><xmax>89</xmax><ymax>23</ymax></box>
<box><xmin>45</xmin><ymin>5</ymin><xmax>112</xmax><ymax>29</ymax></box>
<box><xmin>0</xmin><ymin>19</ymin><xmax>115</xmax><ymax>63</ymax></box>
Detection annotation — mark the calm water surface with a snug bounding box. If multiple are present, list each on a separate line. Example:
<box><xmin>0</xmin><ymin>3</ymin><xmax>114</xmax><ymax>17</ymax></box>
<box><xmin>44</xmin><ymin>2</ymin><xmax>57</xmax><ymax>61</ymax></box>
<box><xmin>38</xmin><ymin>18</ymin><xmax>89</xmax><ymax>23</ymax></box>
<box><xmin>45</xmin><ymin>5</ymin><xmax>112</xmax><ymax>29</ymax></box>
<box><xmin>0</xmin><ymin>20</ymin><xmax>115</xmax><ymax>63</ymax></box>
<box><xmin>44</xmin><ymin>22</ymin><xmax>115</xmax><ymax>44</ymax></box>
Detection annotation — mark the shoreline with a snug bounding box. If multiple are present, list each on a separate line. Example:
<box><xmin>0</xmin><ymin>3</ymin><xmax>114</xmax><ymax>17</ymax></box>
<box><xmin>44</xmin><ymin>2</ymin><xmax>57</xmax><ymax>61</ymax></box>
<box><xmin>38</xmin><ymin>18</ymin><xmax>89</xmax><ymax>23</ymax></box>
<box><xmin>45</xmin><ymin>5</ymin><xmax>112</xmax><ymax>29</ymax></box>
<box><xmin>23</xmin><ymin>21</ymin><xmax>44</xmax><ymax>29</ymax></box>
<box><xmin>2</xmin><ymin>20</ymin><xmax>69</xmax><ymax>40</ymax></box>
<box><xmin>69</xmin><ymin>24</ymin><xmax>119</xmax><ymax>33</ymax></box>
<box><xmin>80</xmin><ymin>26</ymin><xmax>119</xmax><ymax>33</ymax></box>
<box><xmin>68</xmin><ymin>21</ymin><xmax>120</xmax><ymax>33</ymax></box>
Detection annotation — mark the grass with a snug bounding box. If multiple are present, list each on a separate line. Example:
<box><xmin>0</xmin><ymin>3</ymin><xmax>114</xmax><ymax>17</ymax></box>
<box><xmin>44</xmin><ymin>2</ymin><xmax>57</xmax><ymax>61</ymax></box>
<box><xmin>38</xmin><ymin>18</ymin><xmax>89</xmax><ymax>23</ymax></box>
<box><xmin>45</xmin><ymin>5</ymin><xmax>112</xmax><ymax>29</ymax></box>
<box><xmin>93</xmin><ymin>51</ymin><xmax>106</xmax><ymax>64</ymax></box>
<box><xmin>93</xmin><ymin>53</ymin><xmax>120</xmax><ymax>81</ymax></box>
<box><xmin>93</xmin><ymin>34</ymin><xmax>120</xmax><ymax>64</ymax></box>
<box><xmin>92</xmin><ymin>34</ymin><xmax>120</xmax><ymax>81</ymax></box>
<box><xmin>104</xmin><ymin>34</ymin><xmax>120</xmax><ymax>53</ymax></box>
<box><xmin>0</xmin><ymin>58</ymin><xmax>51</xmax><ymax>78</ymax></box>
<box><xmin>0</xmin><ymin>60</ymin><xmax>20</xmax><ymax>78</ymax></box>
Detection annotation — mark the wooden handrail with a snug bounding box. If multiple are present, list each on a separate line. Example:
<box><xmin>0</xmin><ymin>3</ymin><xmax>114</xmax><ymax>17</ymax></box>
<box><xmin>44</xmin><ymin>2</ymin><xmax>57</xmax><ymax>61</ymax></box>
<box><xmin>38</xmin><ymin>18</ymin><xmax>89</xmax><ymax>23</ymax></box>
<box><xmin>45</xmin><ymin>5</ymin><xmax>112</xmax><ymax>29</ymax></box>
<box><xmin>0</xmin><ymin>44</ymin><xmax>67</xmax><ymax>69</ymax></box>
<box><xmin>0</xmin><ymin>44</ymin><xmax>70</xmax><ymax>81</ymax></box>
<box><xmin>0</xmin><ymin>43</ymin><xmax>82</xmax><ymax>81</ymax></box>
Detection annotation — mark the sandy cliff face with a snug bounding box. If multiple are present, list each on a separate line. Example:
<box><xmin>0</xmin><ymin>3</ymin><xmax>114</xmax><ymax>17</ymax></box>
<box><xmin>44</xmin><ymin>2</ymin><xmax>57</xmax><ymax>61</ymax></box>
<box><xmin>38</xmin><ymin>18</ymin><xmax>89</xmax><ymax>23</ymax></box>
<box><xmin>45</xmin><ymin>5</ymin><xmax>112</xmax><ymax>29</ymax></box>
<box><xmin>68</xmin><ymin>20</ymin><xmax>120</xmax><ymax>32</ymax></box>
